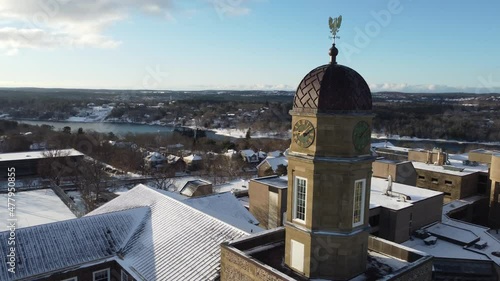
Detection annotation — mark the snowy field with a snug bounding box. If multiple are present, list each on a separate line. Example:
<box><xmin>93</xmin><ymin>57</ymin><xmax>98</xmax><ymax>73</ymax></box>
<box><xmin>0</xmin><ymin>189</ymin><xmax>76</xmax><ymax>231</ymax></box>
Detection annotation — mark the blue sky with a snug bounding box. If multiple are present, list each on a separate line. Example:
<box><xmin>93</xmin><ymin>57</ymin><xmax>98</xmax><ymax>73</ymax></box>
<box><xmin>0</xmin><ymin>0</ymin><xmax>499</xmax><ymax>93</ymax></box>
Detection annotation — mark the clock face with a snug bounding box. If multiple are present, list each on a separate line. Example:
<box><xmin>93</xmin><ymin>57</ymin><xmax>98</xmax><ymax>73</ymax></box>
<box><xmin>352</xmin><ymin>121</ymin><xmax>371</xmax><ymax>152</ymax></box>
<box><xmin>293</xmin><ymin>119</ymin><xmax>315</xmax><ymax>148</ymax></box>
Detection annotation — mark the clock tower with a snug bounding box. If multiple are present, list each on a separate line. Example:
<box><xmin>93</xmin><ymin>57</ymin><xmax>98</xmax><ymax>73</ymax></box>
<box><xmin>284</xmin><ymin>43</ymin><xmax>374</xmax><ymax>280</ymax></box>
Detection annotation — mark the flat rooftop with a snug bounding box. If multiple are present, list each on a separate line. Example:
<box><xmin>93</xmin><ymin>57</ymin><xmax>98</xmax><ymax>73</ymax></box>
<box><xmin>411</xmin><ymin>161</ymin><xmax>479</xmax><ymax>176</ymax></box>
<box><xmin>251</xmin><ymin>175</ymin><xmax>288</xmax><ymax>189</ymax></box>
<box><xmin>0</xmin><ymin>149</ymin><xmax>84</xmax><ymax>162</ymax></box>
<box><xmin>0</xmin><ymin>189</ymin><xmax>76</xmax><ymax>231</ymax></box>
<box><xmin>370</xmin><ymin>177</ymin><xmax>443</xmax><ymax>210</ymax></box>
<box><xmin>403</xmin><ymin>198</ymin><xmax>500</xmax><ymax>267</ymax></box>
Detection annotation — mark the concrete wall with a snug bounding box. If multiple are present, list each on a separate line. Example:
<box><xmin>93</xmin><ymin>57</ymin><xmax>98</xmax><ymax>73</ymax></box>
<box><xmin>469</xmin><ymin>151</ymin><xmax>494</xmax><ymax>164</ymax></box>
<box><xmin>415</xmin><ymin>168</ymin><xmax>478</xmax><ymax>203</ymax></box>
<box><xmin>489</xmin><ymin>155</ymin><xmax>500</xmax><ymax>227</ymax></box>
<box><xmin>409</xmin><ymin>150</ymin><xmax>446</xmax><ymax>166</ymax></box>
<box><xmin>249</xmin><ymin>180</ymin><xmax>271</xmax><ymax>229</ymax></box>
<box><xmin>411</xmin><ymin>195</ymin><xmax>443</xmax><ymax>232</ymax></box>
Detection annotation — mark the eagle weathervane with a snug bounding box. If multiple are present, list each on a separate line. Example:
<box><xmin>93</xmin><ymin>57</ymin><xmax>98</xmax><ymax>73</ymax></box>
<box><xmin>328</xmin><ymin>15</ymin><xmax>342</xmax><ymax>43</ymax></box>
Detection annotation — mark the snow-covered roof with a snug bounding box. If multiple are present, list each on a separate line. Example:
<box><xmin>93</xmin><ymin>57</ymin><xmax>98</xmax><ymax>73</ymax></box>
<box><xmin>88</xmin><ymin>184</ymin><xmax>249</xmax><ymax>280</ymax></box>
<box><xmin>412</xmin><ymin>161</ymin><xmax>479</xmax><ymax>176</ymax></box>
<box><xmin>145</xmin><ymin>152</ymin><xmax>165</xmax><ymax>162</ymax></box>
<box><xmin>257</xmin><ymin>156</ymin><xmax>288</xmax><ymax>172</ymax></box>
<box><xmin>268</xmin><ymin>150</ymin><xmax>282</xmax><ymax>157</ymax></box>
<box><xmin>403</xmin><ymin>198</ymin><xmax>500</xmax><ymax>266</ymax></box>
<box><xmin>370</xmin><ymin>177</ymin><xmax>443</xmax><ymax>210</ymax></box>
<box><xmin>0</xmin><ymin>189</ymin><xmax>76</xmax><ymax>231</ymax></box>
<box><xmin>251</xmin><ymin>175</ymin><xmax>289</xmax><ymax>189</ymax></box>
<box><xmin>0</xmin><ymin>207</ymin><xmax>149</xmax><ymax>281</ymax></box>
<box><xmin>183</xmin><ymin>154</ymin><xmax>202</xmax><ymax>162</ymax></box>
<box><xmin>0</xmin><ymin>148</ymin><xmax>84</xmax><ymax>162</ymax></box>
<box><xmin>447</xmin><ymin>155</ymin><xmax>490</xmax><ymax>173</ymax></box>
<box><xmin>213</xmin><ymin>179</ymin><xmax>249</xmax><ymax>193</ymax></box>
<box><xmin>183</xmin><ymin>192</ymin><xmax>261</xmax><ymax>233</ymax></box>
<box><xmin>163</xmin><ymin>176</ymin><xmax>209</xmax><ymax>192</ymax></box>
<box><xmin>240</xmin><ymin>149</ymin><xmax>256</xmax><ymax>157</ymax></box>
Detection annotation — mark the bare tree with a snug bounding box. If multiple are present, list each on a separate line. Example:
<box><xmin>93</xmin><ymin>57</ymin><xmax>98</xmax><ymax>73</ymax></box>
<box><xmin>150</xmin><ymin>165</ymin><xmax>175</xmax><ymax>190</ymax></box>
<box><xmin>38</xmin><ymin>149</ymin><xmax>73</xmax><ymax>186</ymax></box>
<box><xmin>72</xmin><ymin>157</ymin><xmax>110</xmax><ymax>212</ymax></box>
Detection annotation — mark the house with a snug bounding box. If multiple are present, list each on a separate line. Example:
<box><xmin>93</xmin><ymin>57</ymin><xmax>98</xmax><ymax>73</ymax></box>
<box><xmin>256</xmin><ymin>156</ymin><xmax>288</xmax><ymax>177</ymax></box>
<box><xmin>183</xmin><ymin>154</ymin><xmax>202</xmax><ymax>170</ymax></box>
<box><xmin>240</xmin><ymin>149</ymin><xmax>259</xmax><ymax>163</ymax></box>
<box><xmin>144</xmin><ymin>151</ymin><xmax>166</xmax><ymax>169</ymax></box>
<box><xmin>0</xmin><ymin>184</ymin><xmax>259</xmax><ymax>281</ymax></box>
<box><xmin>166</xmin><ymin>154</ymin><xmax>186</xmax><ymax>172</ymax></box>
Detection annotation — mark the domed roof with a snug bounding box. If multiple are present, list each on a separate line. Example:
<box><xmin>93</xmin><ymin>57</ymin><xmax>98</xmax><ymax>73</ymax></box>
<box><xmin>293</xmin><ymin>46</ymin><xmax>372</xmax><ymax>113</ymax></box>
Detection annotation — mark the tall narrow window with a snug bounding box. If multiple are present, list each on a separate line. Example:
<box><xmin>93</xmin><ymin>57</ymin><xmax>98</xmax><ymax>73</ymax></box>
<box><xmin>353</xmin><ymin>179</ymin><xmax>366</xmax><ymax>227</ymax></box>
<box><xmin>293</xmin><ymin>176</ymin><xmax>307</xmax><ymax>222</ymax></box>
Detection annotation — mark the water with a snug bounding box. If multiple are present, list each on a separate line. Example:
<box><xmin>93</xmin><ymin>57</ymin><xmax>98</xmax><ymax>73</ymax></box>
<box><xmin>13</xmin><ymin>120</ymin><xmax>231</xmax><ymax>141</ymax></box>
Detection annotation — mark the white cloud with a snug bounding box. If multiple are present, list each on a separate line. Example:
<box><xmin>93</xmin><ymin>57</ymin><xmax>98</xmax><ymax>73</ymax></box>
<box><xmin>0</xmin><ymin>0</ymin><xmax>175</xmax><ymax>55</ymax></box>
<box><xmin>369</xmin><ymin>83</ymin><xmax>500</xmax><ymax>94</ymax></box>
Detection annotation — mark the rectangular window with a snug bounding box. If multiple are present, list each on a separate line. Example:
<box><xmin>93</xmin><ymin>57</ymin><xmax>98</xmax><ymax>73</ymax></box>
<box><xmin>431</xmin><ymin>178</ymin><xmax>438</xmax><ymax>184</ymax></box>
<box><xmin>93</xmin><ymin>269</ymin><xmax>110</xmax><ymax>281</ymax></box>
<box><xmin>353</xmin><ymin>179</ymin><xmax>366</xmax><ymax>227</ymax></box>
<box><xmin>418</xmin><ymin>175</ymin><xmax>425</xmax><ymax>180</ymax></box>
<box><xmin>445</xmin><ymin>180</ymin><xmax>452</xmax><ymax>185</ymax></box>
<box><xmin>293</xmin><ymin>176</ymin><xmax>307</xmax><ymax>223</ymax></box>
<box><xmin>121</xmin><ymin>270</ymin><xmax>128</xmax><ymax>281</ymax></box>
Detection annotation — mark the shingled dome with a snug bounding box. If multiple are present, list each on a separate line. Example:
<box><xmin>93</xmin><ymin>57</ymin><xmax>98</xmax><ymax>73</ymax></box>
<box><xmin>293</xmin><ymin>44</ymin><xmax>372</xmax><ymax>112</ymax></box>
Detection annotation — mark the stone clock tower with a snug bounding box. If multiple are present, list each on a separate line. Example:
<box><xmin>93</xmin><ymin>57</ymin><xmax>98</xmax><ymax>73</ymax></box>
<box><xmin>284</xmin><ymin>43</ymin><xmax>374</xmax><ymax>280</ymax></box>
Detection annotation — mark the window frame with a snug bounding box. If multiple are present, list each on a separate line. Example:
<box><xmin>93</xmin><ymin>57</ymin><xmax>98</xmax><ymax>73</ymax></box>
<box><xmin>93</xmin><ymin>268</ymin><xmax>110</xmax><ymax>281</ymax></box>
<box><xmin>61</xmin><ymin>278</ymin><xmax>78</xmax><ymax>281</ymax></box>
<box><xmin>121</xmin><ymin>270</ymin><xmax>128</xmax><ymax>281</ymax></box>
<box><xmin>293</xmin><ymin>176</ymin><xmax>307</xmax><ymax>224</ymax></box>
<box><xmin>352</xmin><ymin>179</ymin><xmax>366</xmax><ymax>227</ymax></box>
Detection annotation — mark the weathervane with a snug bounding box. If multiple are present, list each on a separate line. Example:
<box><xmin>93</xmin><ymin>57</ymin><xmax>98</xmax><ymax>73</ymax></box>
<box><xmin>328</xmin><ymin>15</ymin><xmax>342</xmax><ymax>64</ymax></box>
<box><xmin>328</xmin><ymin>15</ymin><xmax>342</xmax><ymax>43</ymax></box>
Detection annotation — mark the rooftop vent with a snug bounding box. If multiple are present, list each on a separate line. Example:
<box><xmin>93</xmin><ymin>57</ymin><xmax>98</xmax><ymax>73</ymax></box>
<box><xmin>424</xmin><ymin>236</ymin><xmax>437</xmax><ymax>245</ymax></box>
<box><xmin>474</xmin><ymin>241</ymin><xmax>488</xmax><ymax>249</ymax></box>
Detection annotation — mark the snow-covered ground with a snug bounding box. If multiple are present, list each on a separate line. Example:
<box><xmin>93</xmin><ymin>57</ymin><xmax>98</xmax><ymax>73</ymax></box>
<box><xmin>0</xmin><ymin>189</ymin><xmax>76</xmax><ymax>231</ymax></box>
<box><xmin>372</xmin><ymin>133</ymin><xmax>500</xmax><ymax>146</ymax></box>
<box><xmin>208</xmin><ymin>127</ymin><xmax>291</xmax><ymax>139</ymax></box>
<box><xmin>66</xmin><ymin>106</ymin><xmax>113</xmax><ymax>122</ymax></box>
